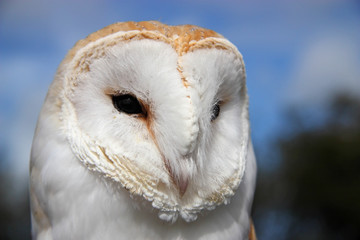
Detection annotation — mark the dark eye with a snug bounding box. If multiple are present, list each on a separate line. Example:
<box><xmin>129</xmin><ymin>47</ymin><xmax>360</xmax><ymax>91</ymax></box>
<box><xmin>112</xmin><ymin>94</ymin><xmax>144</xmax><ymax>115</ymax></box>
<box><xmin>211</xmin><ymin>102</ymin><xmax>220</xmax><ymax>121</ymax></box>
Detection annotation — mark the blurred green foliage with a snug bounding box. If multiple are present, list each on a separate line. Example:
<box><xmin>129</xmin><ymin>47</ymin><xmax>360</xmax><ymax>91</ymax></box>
<box><xmin>0</xmin><ymin>172</ymin><xmax>30</xmax><ymax>240</ymax></box>
<box><xmin>254</xmin><ymin>95</ymin><xmax>360</xmax><ymax>240</ymax></box>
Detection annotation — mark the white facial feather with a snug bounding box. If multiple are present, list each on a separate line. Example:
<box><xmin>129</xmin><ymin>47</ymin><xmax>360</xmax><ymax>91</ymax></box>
<box><xmin>30</xmin><ymin>21</ymin><xmax>257</xmax><ymax>240</ymax></box>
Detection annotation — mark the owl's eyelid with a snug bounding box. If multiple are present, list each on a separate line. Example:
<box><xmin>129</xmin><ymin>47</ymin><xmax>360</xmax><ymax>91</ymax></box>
<box><xmin>105</xmin><ymin>89</ymin><xmax>141</xmax><ymax>103</ymax></box>
<box><xmin>213</xmin><ymin>99</ymin><xmax>224</xmax><ymax>108</ymax></box>
<box><xmin>106</xmin><ymin>89</ymin><xmax>133</xmax><ymax>97</ymax></box>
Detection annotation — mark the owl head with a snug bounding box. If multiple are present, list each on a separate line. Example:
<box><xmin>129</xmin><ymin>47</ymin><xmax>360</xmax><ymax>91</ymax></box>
<box><xmin>51</xmin><ymin>21</ymin><xmax>250</xmax><ymax>223</ymax></box>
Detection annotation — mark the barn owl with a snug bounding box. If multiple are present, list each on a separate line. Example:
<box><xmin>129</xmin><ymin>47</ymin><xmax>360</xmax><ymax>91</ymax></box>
<box><xmin>30</xmin><ymin>21</ymin><xmax>257</xmax><ymax>240</ymax></box>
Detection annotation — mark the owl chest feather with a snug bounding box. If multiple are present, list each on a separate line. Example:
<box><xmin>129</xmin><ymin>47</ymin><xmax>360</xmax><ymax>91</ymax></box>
<box><xmin>31</xmin><ymin>120</ymin><xmax>256</xmax><ymax>240</ymax></box>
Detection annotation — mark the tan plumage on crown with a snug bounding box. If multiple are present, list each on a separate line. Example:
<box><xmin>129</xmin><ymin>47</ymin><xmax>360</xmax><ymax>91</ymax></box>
<box><xmin>64</xmin><ymin>21</ymin><xmax>226</xmax><ymax>63</ymax></box>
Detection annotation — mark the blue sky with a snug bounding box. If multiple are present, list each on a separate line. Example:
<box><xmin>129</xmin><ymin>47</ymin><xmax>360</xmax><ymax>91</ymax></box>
<box><xmin>1</xmin><ymin>0</ymin><xmax>360</xmax><ymax>185</ymax></box>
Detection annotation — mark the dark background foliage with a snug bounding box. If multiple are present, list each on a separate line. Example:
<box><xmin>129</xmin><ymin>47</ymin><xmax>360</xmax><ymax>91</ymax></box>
<box><xmin>253</xmin><ymin>95</ymin><xmax>360</xmax><ymax>240</ymax></box>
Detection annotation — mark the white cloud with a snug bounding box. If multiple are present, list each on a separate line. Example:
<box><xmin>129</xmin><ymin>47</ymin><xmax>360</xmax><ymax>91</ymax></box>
<box><xmin>0</xmin><ymin>55</ymin><xmax>49</xmax><ymax>187</ymax></box>
<box><xmin>284</xmin><ymin>34</ymin><xmax>360</xmax><ymax>107</ymax></box>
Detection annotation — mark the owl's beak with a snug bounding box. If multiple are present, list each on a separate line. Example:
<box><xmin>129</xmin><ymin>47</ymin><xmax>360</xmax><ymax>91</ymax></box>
<box><xmin>177</xmin><ymin>177</ymin><xmax>188</xmax><ymax>197</ymax></box>
<box><xmin>164</xmin><ymin>157</ymin><xmax>191</xmax><ymax>197</ymax></box>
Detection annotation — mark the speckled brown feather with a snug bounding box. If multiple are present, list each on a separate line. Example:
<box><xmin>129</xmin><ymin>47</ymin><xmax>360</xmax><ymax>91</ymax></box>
<box><xmin>64</xmin><ymin>21</ymin><xmax>224</xmax><ymax>64</ymax></box>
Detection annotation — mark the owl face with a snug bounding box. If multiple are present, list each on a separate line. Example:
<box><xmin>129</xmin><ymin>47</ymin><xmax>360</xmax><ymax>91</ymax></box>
<box><xmin>59</xmin><ymin>21</ymin><xmax>249</xmax><ymax>222</ymax></box>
